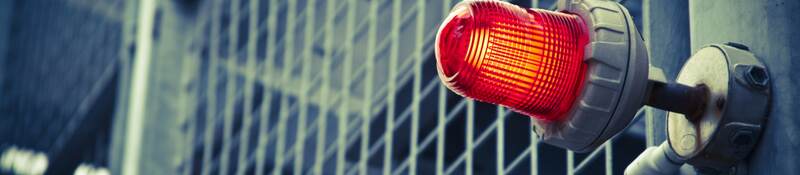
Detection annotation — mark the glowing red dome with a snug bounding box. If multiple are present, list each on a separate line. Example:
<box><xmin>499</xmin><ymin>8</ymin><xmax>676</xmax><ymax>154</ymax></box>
<box><xmin>435</xmin><ymin>0</ymin><xmax>589</xmax><ymax>121</ymax></box>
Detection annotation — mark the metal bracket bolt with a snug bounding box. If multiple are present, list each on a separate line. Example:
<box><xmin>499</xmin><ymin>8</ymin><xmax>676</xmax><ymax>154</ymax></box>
<box><xmin>744</xmin><ymin>66</ymin><xmax>769</xmax><ymax>90</ymax></box>
<box><xmin>730</xmin><ymin>130</ymin><xmax>754</xmax><ymax>147</ymax></box>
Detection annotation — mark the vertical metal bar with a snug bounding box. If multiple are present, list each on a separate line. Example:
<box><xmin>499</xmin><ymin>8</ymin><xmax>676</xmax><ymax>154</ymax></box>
<box><xmin>567</xmin><ymin>151</ymin><xmax>574</xmax><ymax>175</ymax></box>
<box><xmin>409</xmin><ymin>1</ymin><xmax>425</xmax><ymax>175</ymax></box>
<box><xmin>182</xmin><ymin>6</ymin><xmax>212</xmax><ymax>175</ymax></box>
<box><xmin>111</xmin><ymin>0</ymin><xmax>136</xmax><ymax>173</ymax></box>
<box><xmin>435</xmin><ymin>86</ymin><xmax>446</xmax><ymax>175</ymax></box>
<box><xmin>294</xmin><ymin>0</ymin><xmax>316</xmax><ymax>174</ymax></box>
<box><xmin>254</xmin><ymin>0</ymin><xmax>280</xmax><ymax>174</ymax></box>
<box><xmin>384</xmin><ymin>0</ymin><xmax>402</xmax><ymax>174</ymax></box>
<box><xmin>359</xmin><ymin>0</ymin><xmax>378</xmax><ymax>174</ymax></box>
<box><xmin>273</xmin><ymin>0</ymin><xmax>298</xmax><ymax>174</ymax></box>
<box><xmin>530</xmin><ymin>118</ymin><xmax>538</xmax><ymax>175</ymax></box>
<box><xmin>313</xmin><ymin>0</ymin><xmax>336</xmax><ymax>174</ymax></box>
<box><xmin>436</xmin><ymin>1</ymin><xmax>450</xmax><ymax>175</ymax></box>
<box><xmin>182</xmin><ymin>87</ymin><xmax>196</xmax><ymax>175</ymax></box>
<box><xmin>122</xmin><ymin>0</ymin><xmax>157</xmax><ymax>174</ymax></box>
<box><xmin>179</xmin><ymin>27</ymin><xmax>195</xmax><ymax>175</ymax></box>
<box><xmin>646</xmin><ymin>110</ymin><xmax>655</xmax><ymax>147</ymax></box>
<box><xmin>180</xmin><ymin>37</ymin><xmax>200</xmax><ymax>175</ymax></box>
<box><xmin>337</xmin><ymin>0</ymin><xmax>357</xmax><ymax>174</ymax></box>
<box><xmin>605</xmin><ymin>140</ymin><xmax>613</xmax><ymax>175</ymax></box>
<box><xmin>465</xmin><ymin>100</ymin><xmax>474</xmax><ymax>175</ymax></box>
<box><xmin>236</xmin><ymin>0</ymin><xmax>259</xmax><ymax>174</ymax></box>
<box><xmin>496</xmin><ymin>107</ymin><xmax>505</xmax><ymax>175</ymax></box>
<box><xmin>201</xmin><ymin>0</ymin><xmax>222</xmax><ymax>174</ymax></box>
<box><xmin>220</xmin><ymin>0</ymin><xmax>241</xmax><ymax>173</ymax></box>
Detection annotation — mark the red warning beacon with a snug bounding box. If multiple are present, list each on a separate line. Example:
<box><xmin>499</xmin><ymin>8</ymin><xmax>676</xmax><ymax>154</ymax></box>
<box><xmin>436</xmin><ymin>0</ymin><xmax>589</xmax><ymax>121</ymax></box>
<box><xmin>436</xmin><ymin>0</ymin><xmax>650</xmax><ymax>152</ymax></box>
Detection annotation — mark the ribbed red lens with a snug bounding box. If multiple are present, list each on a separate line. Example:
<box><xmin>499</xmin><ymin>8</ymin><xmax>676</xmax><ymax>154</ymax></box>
<box><xmin>435</xmin><ymin>0</ymin><xmax>588</xmax><ymax>121</ymax></box>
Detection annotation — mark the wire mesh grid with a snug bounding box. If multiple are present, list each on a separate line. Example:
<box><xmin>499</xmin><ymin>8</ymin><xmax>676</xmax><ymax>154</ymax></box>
<box><xmin>144</xmin><ymin>0</ymin><xmax>653</xmax><ymax>174</ymax></box>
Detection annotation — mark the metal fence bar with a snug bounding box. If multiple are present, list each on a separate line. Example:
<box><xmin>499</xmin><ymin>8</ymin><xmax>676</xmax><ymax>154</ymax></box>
<box><xmin>312</xmin><ymin>0</ymin><xmax>336</xmax><ymax>174</ymax></box>
<box><xmin>179</xmin><ymin>6</ymin><xmax>208</xmax><ymax>174</ymax></box>
<box><xmin>337</xmin><ymin>0</ymin><xmax>357</xmax><ymax>174</ymax></box>
<box><xmin>180</xmin><ymin>56</ymin><xmax>197</xmax><ymax>175</ymax></box>
<box><xmin>497</xmin><ymin>107</ymin><xmax>505</xmax><ymax>175</ymax></box>
<box><xmin>179</xmin><ymin>33</ymin><xmax>201</xmax><ymax>175</ymax></box>
<box><xmin>436</xmin><ymin>84</ymin><xmax>446</xmax><ymax>175</ymax></box>
<box><xmin>113</xmin><ymin>0</ymin><xmax>135</xmax><ymax>171</ymax></box>
<box><xmin>437</xmin><ymin>1</ymin><xmax>452</xmax><ymax>174</ymax></box>
<box><xmin>605</xmin><ymin>139</ymin><xmax>613</xmax><ymax>175</ymax></box>
<box><xmin>409</xmin><ymin>0</ymin><xmax>425</xmax><ymax>174</ymax></box>
<box><xmin>530</xmin><ymin>118</ymin><xmax>539</xmax><ymax>175</ymax></box>
<box><xmin>384</xmin><ymin>0</ymin><xmax>402</xmax><ymax>174</ymax></box>
<box><xmin>645</xmin><ymin>109</ymin><xmax>655</xmax><ymax>147</ymax></box>
<box><xmin>358</xmin><ymin>0</ymin><xmax>378</xmax><ymax>174</ymax></box>
<box><xmin>567</xmin><ymin>151</ymin><xmax>574</xmax><ymax>175</ymax></box>
<box><xmin>201</xmin><ymin>0</ymin><xmax>223</xmax><ymax>174</ymax></box>
<box><xmin>219</xmin><ymin>0</ymin><xmax>241</xmax><ymax>173</ymax></box>
<box><xmin>254</xmin><ymin>0</ymin><xmax>280</xmax><ymax>174</ymax></box>
<box><xmin>292</xmin><ymin>0</ymin><xmax>315</xmax><ymax>174</ymax></box>
<box><xmin>466</xmin><ymin>99</ymin><xmax>474</xmax><ymax>175</ymax></box>
<box><xmin>272</xmin><ymin>0</ymin><xmax>297</xmax><ymax>174</ymax></box>
<box><xmin>121</xmin><ymin>0</ymin><xmax>157</xmax><ymax>174</ymax></box>
<box><xmin>235</xmin><ymin>0</ymin><xmax>259</xmax><ymax>174</ymax></box>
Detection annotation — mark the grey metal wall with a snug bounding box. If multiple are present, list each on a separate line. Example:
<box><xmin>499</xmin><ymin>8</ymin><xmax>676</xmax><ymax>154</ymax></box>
<box><xmin>689</xmin><ymin>0</ymin><xmax>800</xmax><ymax>174</ymax></box>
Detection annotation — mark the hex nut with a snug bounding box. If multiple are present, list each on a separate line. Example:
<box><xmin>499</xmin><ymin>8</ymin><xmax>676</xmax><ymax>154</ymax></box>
<box><xmin>744</xmin><ymin>66</ymin><xmax>769</xmax><ymax>89</ymax></box>
<box><xmin>730</xmin><ymin>130</ymin><xmax>754</xmax><ymax>147</ymax></box>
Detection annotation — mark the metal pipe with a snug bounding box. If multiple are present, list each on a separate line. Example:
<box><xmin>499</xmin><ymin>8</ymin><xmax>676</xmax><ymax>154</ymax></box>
<box><xmin>645</xmin><ymin>80</ymin><xmax>708</xmax><ymax>120</ymax></box>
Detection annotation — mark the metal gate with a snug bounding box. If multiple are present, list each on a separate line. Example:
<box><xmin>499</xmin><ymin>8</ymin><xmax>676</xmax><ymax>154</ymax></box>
<box><xmin>115</xmin><ymin>0</ymin><xmax>654</xmax><ymax>174</ymax></box>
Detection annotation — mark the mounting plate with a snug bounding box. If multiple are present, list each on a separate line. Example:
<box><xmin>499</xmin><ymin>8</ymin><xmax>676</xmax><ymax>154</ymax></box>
<box><xmin>667</xmin><ymin>43</ymin><xmax>770</xmax><ymax>173</ymax></box>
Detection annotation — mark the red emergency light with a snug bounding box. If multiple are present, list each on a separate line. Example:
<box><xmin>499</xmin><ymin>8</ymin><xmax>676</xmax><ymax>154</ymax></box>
<box><xmin>435</xmin><ymin>0</ymin><xmax>589</xmax><ymax>121</ymax></box>
<box><xmin>436</xmin><ymin>0</ymin><xmax>651</xmax><ymax>152</ymax></box>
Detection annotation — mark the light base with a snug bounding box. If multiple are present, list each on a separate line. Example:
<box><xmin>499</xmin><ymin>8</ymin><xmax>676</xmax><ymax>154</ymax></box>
<box><xmin>666</xmin><ymin>43</ymin><xmax>770</xmax><ymax>173</ymax></box>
